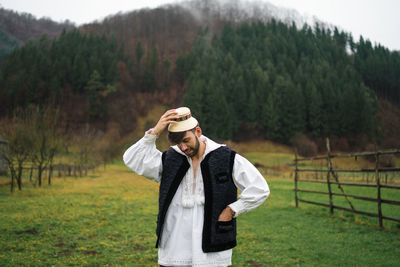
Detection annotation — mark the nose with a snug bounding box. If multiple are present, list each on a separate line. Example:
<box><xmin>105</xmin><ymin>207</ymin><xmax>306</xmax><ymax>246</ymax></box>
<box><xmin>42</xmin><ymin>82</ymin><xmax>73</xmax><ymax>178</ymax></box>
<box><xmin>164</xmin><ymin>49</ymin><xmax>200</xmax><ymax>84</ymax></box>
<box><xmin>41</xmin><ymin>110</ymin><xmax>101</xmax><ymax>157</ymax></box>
<box><xmin>179</xmin><ymin>143</ymin><xmax>188</xmax><ymax>151</ymax></box>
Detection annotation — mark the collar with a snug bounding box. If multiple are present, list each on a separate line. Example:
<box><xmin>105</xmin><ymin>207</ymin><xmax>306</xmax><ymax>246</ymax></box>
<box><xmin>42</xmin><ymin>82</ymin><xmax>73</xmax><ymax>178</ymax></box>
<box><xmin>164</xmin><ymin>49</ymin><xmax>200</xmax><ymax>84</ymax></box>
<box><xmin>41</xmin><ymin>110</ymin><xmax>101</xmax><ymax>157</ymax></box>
<box><xmin>171</xmin><ymin>135</ymin><xmax>225</xmax><ymax>159</ymax></box>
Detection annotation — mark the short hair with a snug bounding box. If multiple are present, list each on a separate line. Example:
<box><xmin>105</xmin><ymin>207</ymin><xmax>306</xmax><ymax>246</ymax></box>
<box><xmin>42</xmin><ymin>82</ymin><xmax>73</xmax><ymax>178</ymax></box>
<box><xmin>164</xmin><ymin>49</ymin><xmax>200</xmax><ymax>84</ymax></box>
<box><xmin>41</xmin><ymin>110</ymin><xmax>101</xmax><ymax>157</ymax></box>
<box><xmin>168</xmin><ymin>124</ymin><xmax>198</xmax><ymax>145</ymax></box>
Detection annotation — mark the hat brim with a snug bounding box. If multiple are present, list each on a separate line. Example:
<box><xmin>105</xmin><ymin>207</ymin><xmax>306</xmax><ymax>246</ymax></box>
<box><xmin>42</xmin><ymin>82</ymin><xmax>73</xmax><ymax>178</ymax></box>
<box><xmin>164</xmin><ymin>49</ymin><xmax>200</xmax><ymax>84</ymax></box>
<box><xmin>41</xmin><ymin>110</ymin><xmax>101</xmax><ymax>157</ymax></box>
<box><xmin>168</xmin><ymin>117</ymin><xmax>198</xmax><ymax>132</ymax></box>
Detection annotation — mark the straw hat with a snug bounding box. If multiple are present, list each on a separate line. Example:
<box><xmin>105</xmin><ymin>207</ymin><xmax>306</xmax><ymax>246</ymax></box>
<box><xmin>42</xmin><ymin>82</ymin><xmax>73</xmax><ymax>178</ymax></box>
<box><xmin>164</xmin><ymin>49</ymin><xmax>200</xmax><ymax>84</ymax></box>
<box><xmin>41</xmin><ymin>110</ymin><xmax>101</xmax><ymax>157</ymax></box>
<box><xmin>168</xmin><ymin>107</ymin><xmax>198</xmax><ymax>132</ymax></box>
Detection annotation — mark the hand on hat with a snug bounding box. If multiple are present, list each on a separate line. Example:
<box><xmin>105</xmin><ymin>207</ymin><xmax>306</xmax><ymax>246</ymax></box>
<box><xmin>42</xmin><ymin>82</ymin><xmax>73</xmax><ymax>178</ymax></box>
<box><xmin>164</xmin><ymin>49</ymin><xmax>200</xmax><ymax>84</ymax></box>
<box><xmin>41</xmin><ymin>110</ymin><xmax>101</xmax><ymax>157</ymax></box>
<box><xmin>150</xmin><ymin>109</ymin><xmax>178</xmax><ymax>136</ymax></box>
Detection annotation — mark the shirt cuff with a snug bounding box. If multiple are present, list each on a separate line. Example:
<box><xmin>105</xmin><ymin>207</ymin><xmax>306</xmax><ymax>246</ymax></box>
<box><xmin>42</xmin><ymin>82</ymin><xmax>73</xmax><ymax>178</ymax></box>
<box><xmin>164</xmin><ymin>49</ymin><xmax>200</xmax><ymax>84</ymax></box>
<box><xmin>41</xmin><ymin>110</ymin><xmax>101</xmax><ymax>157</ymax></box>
<box><xmin>228</xmin><ymin>200</ymin><xmax>246</xmax><ymax>218</ymax></box>
<box><xmin>143</xmin><ymin>129</ymin><xmax>159</xmax><ymax>142</ymax></box>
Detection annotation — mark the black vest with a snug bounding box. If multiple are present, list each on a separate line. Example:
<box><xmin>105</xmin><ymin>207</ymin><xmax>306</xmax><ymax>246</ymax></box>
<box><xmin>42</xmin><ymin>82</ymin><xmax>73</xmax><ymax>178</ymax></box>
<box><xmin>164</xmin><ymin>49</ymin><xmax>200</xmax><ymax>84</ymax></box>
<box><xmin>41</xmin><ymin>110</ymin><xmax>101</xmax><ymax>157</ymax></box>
<box><xmin>156</xmin><ymin>146</ymin><xmax>237</xmax><ymax>252</ymax></box>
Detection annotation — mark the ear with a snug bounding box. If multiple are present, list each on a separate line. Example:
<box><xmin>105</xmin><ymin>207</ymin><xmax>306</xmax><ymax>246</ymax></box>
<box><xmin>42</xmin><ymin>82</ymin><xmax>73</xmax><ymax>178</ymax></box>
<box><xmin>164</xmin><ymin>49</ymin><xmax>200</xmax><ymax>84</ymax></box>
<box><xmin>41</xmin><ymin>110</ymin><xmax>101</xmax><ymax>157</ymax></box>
<box><xmin>195</xmin><ymin>126</ymin><xmax>202</xmax><ymax>137</ymax></box>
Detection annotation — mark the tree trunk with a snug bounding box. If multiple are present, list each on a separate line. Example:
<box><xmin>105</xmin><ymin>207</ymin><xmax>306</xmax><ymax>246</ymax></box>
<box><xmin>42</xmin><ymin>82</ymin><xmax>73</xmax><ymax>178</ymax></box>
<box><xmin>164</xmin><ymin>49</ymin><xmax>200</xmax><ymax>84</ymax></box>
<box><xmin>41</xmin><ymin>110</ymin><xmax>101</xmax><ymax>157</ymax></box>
<box><xmin>10</xmin><ymin>174</ymin><xmax>14</xmax><ymax>192</ymax></box>
<box><xmin>10</xmin><ymin>167</ymin><xmax>16</xmax><ymax>193</ymax></box>
<box><xmin>17</xmin><ymin>165</ymin><xmax>23</xmax><ymax>190</ymax></box>
<box><xmin>38</xmin><ymin>164</ymin><xmax>43</xmax><ymax>187</ymax></box>
<box><xmin>48</xmin><ymin>165</ymin><xmax>53</xmax><ymax>185</ymax></box>
<box><xmin>48</xmin><ymin>157</ymin><xmax>54</xmax><ymax>185</ymax></box>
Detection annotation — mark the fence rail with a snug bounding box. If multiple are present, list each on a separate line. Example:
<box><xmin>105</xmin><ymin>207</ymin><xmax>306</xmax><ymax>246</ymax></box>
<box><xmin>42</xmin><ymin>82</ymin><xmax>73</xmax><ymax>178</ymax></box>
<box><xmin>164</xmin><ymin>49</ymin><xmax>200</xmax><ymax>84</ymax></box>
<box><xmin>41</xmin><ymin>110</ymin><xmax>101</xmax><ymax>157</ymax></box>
<box><xmin>294</xmin><ymin>138</ymin><xmax>400</xmax><ymax>228</ymax></box>
<box><xmin>295</xmin><ymin>149</ymin><xmax>400</xmax><ymax>161</ymax></box>
<box><xmin>297</xmin><ymin>167</ymin><xmax>400</xmax><ymax>173</ymax></box>
<box><xmin>14</xmin><ymin>163</ymin><xmax>97</xmax><ymax>178</ymax></box>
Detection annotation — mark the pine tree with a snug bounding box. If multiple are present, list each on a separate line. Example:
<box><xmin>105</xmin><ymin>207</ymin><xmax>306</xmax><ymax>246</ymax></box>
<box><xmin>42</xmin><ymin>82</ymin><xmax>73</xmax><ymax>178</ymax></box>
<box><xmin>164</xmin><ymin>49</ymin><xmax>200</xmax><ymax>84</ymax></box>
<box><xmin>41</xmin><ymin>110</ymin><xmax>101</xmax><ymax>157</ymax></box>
<box><xmin>308</xmin><ymin>83</ymin><xmax>323</xmax><ymax>137</ymax></box>
<box><xmin>85</xmin><ymin>70</ymin><xmax>116</xmax><ymax>121</ymax></box>
<box><xmin>263</xmin><ymin>90</ymin><xmax>281</xmax><ymax>141</ymax></box>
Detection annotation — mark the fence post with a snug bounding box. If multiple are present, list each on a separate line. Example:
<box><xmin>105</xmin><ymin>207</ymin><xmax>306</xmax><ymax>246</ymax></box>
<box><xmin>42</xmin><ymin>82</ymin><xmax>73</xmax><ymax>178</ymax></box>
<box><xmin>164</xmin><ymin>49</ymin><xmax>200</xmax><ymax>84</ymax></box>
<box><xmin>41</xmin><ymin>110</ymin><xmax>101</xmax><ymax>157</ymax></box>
<box><xmin>326</xmin><ymin>138</ymin><xmax>334</xmax><ymax>215</ymax></box>
<box><xmin>375</xmin><ymin>149</ymin><xmax>383</xmax><ymax>228</ymax></box>
<box><xmin>294</xmin><ymin>150</ymin><xmax>299</xmax><ymax>208</ymax></box>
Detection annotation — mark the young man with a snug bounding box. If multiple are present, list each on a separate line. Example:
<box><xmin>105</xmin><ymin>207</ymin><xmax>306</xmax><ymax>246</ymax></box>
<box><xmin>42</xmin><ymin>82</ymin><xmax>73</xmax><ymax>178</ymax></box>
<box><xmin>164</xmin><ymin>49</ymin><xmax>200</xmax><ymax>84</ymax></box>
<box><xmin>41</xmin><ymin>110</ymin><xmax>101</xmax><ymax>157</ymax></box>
<box><xmin>123</xmin><ymin>107</ymin><xmax>270</xmax><ymax>267</ymax></box>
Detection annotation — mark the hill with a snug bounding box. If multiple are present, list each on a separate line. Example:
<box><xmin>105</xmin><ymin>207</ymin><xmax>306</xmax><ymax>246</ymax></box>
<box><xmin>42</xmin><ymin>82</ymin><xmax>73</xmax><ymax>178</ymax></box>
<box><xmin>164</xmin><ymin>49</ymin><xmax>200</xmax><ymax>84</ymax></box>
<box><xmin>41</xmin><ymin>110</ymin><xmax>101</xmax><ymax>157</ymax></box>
<box><xmin>80</xmin><ymin>0</ymin><xmax>306</xmax><ymax>63</ymax></box>
<box><xmin>0</xmin><ymin>0</ymin><xmax>399</xmax><ymax>151</ymax></box>
<box><xmin>0</xmin><ymin>7</ymin><xmax>74</xmax><ymax>61</ymax></box>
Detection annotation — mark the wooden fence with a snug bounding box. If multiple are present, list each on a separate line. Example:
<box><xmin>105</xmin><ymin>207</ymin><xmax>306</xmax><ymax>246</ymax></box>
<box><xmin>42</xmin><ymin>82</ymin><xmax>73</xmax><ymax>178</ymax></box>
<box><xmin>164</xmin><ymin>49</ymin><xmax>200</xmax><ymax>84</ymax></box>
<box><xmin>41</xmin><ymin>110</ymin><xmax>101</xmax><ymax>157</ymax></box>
<box><xmin>20</xmin><ymin>164</ymin><xmax>97</xmax><ymax>179</ymax></box>
<box><xmin>294</xmin><ymin>139</ymin><xmax>400</xmax><ymax>228</ymax></box>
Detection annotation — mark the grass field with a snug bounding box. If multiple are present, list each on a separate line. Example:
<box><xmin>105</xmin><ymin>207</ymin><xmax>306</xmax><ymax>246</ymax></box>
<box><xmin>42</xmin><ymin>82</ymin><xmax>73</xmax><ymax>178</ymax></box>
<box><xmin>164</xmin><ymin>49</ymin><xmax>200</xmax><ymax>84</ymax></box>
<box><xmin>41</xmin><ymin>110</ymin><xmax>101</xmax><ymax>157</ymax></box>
<box><xmin>1</xmin><ymin>161</ymin><xmax>400</xmax><ymax>266</ymax></box>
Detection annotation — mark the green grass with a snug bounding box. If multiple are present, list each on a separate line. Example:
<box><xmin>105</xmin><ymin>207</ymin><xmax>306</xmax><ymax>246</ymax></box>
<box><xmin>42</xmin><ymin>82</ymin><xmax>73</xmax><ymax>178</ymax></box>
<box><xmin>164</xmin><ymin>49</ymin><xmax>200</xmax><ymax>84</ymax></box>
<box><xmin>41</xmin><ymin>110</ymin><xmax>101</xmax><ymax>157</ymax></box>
<box><xmin>0</xmin><ymin>163</ymin><xmax>399</xmax><ymax>266</ymax></box>
<box><xmin>244</xmin><ymin>152</ymin><xmax>295</xmax><ymax>178</ymax></box>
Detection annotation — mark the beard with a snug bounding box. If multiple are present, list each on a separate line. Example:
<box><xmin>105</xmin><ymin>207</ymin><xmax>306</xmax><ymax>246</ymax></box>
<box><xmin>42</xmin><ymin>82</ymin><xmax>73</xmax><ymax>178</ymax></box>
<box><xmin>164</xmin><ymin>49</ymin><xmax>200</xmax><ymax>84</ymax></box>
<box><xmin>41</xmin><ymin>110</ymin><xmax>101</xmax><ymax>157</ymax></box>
<box><xmin>184</xmin><ymin>137</ymin><xmax>200</xmax><ymax>157</ymax></box>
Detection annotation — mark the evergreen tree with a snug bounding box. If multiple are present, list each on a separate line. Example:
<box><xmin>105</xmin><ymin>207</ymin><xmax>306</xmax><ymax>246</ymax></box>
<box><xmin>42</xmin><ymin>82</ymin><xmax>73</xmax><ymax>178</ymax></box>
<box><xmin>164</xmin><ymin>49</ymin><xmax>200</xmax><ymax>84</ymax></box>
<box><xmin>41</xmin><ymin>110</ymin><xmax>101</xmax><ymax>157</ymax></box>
<box><xmin>85</xmin><ymin>70</ymin><xmax>116</xmax><ymax>121</ymax></box>
<box><xmin>0</xmin><ymin>29</ymin><xmax>125</xmax><ymax>117</ymax></box>
<box><xmin>308</xmin><ymin>83</ymin><xmax>323</xmax><ymax>137</ymax></box>
<box><xmin>180</xmin><ymin>20</ymin><xmax>378</xmax><ymax>142</ymax></box>
<box><xmin>263</xmin><ymin>89</ymin><xmax>281</xmax><ymax>141</ymax></box>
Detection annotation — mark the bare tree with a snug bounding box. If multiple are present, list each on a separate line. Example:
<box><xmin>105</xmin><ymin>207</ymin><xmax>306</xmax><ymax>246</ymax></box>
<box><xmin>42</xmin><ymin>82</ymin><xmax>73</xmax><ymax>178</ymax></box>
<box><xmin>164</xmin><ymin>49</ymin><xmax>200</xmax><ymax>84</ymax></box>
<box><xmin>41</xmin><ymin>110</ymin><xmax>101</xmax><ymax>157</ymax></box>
<box><xmin>97</xmin><ymin>123</ymin><xmax>121</xmax><ymax>170</ymax></box>
<box><xmin>72</xmin><ymin>125</ymin><xmax>98</xmax><ymax>177</ymax></box>
<box><xmin>29</xmin><ymin>106</ymin><xmax>61</xmax><ymax>186</ymax></box>
<box><xmin>0</xmin><ymin>113</ymin><xmax>34</xmax><ymax>192</ymax></box>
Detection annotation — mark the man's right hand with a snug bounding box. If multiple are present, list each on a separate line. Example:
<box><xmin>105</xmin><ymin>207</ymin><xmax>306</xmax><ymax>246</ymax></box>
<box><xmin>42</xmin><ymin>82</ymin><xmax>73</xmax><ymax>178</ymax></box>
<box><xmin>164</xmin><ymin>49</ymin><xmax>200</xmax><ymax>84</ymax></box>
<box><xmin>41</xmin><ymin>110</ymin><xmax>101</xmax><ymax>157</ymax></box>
<box><xmin>149</xmin><ymin>109</ymin><xmax>179</xmax><ymax>135</ymax></box>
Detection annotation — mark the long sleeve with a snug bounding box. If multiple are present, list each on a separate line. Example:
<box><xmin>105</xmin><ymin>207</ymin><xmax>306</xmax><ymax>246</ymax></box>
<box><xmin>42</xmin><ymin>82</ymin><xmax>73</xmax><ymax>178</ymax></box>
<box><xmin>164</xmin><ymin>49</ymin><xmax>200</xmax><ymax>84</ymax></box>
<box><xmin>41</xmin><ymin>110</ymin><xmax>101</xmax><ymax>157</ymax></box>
<box><xmin>122</xmin><ymin>130</ymin><xmax>162</xmax><ymax>182</ymax></box>
<box><xmin>228</xmin><ymin>154</ymin><xmax>270</xmax><ymax>217</ymax></box>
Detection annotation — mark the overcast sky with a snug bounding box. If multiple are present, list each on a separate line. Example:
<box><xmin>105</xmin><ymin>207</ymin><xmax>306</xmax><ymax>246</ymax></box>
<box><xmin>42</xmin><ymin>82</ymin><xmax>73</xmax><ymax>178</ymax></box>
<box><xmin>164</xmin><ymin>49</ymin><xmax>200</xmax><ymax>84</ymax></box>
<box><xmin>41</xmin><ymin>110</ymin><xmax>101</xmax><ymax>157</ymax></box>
<box><xmin>1</xmin><ymin>0</ymin><xmax>399</xmax><ymax>51</ymax></box>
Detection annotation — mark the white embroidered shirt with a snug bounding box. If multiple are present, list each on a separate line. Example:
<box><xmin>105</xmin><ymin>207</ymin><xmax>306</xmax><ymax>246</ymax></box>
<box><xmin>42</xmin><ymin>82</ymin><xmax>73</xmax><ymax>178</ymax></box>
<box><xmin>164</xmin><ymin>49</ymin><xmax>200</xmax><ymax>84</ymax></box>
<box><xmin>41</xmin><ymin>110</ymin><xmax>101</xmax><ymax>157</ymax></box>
<box><xmin>123</xmin><ymin>130</ymin><xmax>270</xmax><ymax>267</ymax></box>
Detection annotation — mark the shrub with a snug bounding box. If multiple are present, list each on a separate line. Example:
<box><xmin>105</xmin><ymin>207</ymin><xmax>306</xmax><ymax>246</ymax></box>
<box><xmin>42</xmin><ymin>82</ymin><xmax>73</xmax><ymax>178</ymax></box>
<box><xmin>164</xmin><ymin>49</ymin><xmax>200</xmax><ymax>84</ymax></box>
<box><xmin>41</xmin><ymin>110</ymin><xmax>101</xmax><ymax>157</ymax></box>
<box><xmin>291</xmin><ymin>134</ymin><xmax>318</xmax><ymax>157</ymax></box>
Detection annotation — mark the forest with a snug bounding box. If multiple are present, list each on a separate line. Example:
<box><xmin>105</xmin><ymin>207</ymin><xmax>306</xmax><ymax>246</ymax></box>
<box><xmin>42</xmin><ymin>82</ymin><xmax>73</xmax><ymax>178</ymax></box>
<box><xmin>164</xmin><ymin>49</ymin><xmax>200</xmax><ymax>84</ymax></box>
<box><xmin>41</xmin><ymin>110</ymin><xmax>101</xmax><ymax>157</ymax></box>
<box><xmin>0</xmin><ymin>0</ymin><xmax>400</xmax><ymax>170</ymax></box>
<box><xmin>182</xmin><ymin>21</ymin><xmax>378</xmax><ymax>142</ymax></box>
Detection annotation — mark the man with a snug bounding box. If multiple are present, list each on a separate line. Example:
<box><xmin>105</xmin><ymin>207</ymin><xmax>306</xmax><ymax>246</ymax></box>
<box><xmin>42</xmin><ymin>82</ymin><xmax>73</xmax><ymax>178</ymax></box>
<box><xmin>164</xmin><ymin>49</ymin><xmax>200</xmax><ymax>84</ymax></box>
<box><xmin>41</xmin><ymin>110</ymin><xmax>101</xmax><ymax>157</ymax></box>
<box><xmin>123</xmin><ymin>107</ymin><xmax>270</xmax><ymax>267</ymax></box>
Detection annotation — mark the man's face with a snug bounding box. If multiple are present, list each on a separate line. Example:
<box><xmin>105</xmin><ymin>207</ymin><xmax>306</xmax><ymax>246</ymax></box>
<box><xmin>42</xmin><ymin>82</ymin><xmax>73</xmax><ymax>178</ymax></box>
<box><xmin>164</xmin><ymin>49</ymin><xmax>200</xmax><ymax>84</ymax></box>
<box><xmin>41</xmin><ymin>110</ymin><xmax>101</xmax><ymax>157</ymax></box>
<box><xmin>177</xmin><ymin>130</ymin><xmax>200</xmax><ymax>158</ymax></box>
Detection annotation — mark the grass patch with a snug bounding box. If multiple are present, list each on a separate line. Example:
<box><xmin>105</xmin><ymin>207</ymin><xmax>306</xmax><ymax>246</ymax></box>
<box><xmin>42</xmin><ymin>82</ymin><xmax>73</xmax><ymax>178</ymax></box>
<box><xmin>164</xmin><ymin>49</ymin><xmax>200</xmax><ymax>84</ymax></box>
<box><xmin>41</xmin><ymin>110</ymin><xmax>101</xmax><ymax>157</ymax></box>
<box><xmin>0</xmin><ymin>163</ymin><xmax>399</xmax><ymax>266</ymax></box>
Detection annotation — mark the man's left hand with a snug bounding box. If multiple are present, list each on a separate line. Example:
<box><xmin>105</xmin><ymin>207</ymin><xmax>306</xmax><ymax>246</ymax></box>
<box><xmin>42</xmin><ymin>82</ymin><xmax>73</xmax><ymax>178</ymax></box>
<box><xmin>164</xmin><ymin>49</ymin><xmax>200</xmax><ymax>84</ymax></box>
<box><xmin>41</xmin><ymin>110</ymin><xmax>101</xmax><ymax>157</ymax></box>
<box><xmin>218</xmin><ymin>206</ymin><xmax>235</xmax><ymax>222</ymax></box>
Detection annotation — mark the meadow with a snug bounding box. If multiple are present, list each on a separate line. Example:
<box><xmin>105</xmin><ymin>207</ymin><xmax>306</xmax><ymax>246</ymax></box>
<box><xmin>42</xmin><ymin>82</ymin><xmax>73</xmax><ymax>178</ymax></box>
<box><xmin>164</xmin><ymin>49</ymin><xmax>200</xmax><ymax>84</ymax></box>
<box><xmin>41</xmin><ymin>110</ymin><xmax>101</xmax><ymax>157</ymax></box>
<box><xmin>0</xmin><ymin>160</ymin><xmax>400</xmax><ymax>266</ymax></box>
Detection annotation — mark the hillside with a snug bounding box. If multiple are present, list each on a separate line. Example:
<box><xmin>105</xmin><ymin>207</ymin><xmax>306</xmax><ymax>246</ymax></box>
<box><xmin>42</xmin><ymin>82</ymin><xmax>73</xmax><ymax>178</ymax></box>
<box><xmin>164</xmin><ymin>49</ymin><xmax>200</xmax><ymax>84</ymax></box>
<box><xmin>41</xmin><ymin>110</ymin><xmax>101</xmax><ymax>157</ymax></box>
<box><xmin>0</xmin><ymin>0</ymin><xmax>399</xmax><ymax>151</ymax></box>
<box><xmin>80</xmin><ymin>0</ymin><xmax>305</xmax><ymax>62</ymax></box>
<box><xmin>0</xmin><ymin>7</ymin><xmax>74</xmax><ymax>60</ymax></box>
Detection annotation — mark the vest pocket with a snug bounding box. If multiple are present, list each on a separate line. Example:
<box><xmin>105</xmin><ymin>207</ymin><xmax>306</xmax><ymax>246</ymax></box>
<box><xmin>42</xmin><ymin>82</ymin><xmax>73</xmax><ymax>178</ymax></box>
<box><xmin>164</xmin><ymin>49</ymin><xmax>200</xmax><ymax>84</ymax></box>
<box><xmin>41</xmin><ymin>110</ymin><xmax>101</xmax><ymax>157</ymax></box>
<box><xmin>216</xmin><ymin>220</ymin><xmax>234</xmax><ymax>233</ymax></box>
